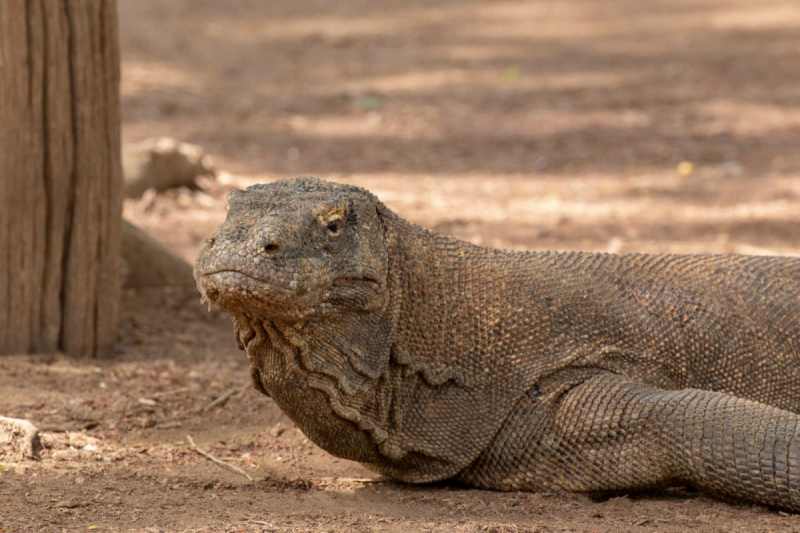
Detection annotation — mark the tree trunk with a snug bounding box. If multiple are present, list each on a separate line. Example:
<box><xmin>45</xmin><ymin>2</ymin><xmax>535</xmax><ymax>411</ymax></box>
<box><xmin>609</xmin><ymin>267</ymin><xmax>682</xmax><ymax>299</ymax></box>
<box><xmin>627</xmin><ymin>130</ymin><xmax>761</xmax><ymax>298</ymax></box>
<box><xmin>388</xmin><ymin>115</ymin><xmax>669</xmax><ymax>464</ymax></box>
<box><xmin>0</xmin><ymin>0</ymin><xmax>122</xmax><ymax>356</ymax></box>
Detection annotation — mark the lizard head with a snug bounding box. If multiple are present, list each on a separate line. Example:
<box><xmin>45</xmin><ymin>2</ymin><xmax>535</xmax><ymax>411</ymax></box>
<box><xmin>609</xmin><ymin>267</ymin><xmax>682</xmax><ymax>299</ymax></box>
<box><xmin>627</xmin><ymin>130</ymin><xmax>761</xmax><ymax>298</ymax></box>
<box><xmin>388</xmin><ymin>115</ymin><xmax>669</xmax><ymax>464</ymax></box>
<box><xmin>195</xmin><ymin>177</ymin><xmax>403</xmax><ymax>467</ymax></box>
<box><xmin>194</xmin><ymin>177</ymin><xmax>391</xmax><ymax>322</ymax></box>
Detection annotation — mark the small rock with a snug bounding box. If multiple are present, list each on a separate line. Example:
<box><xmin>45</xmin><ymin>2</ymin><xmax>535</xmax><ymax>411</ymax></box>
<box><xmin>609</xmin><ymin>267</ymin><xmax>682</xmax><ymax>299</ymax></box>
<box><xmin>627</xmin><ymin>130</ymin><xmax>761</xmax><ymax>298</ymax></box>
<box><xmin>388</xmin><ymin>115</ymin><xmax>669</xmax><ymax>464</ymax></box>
<box><xmin>0</xmin><ymin>416</ymin><xmax>42</xmax><ymax>459</ymax></box>
<box><xmin>720</xmin><ymin>161</ymin><xmax>743</xmax><ymax>177</ymax></box>
<box><xmin>52</xmin><ymin>500</ymin><xmax>82</xmax><ymax>509</ymax></box>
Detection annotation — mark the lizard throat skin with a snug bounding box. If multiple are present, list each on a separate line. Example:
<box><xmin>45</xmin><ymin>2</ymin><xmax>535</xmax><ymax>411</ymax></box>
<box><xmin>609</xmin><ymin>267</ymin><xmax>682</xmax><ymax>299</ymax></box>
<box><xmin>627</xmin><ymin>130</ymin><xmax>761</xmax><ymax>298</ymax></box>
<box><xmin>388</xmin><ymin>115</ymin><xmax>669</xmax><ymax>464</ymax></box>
<box><xmin>195</xmin><ymin>176</ymin><xmax>800</xmax><ymax>511</ymax></box>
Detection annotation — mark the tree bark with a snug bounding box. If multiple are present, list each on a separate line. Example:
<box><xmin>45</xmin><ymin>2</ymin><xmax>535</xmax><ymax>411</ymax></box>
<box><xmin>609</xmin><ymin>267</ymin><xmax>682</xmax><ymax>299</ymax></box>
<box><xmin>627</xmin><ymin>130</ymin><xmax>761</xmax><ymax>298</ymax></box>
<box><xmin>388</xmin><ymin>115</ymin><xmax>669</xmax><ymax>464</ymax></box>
<box><xmin>0</xmin><ymin>0</ymin><xmax>122</xmax><ymax>356</ymax></box>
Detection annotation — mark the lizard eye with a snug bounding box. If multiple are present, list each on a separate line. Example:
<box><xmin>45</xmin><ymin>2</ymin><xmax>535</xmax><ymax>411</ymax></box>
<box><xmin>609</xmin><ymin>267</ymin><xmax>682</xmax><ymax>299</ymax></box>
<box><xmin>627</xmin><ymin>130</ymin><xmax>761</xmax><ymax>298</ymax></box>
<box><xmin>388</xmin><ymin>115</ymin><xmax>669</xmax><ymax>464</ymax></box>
<box><xmin>320</xmin><ymin>211</ymin><xmax>344</xmax><ymax>237</ymax></box>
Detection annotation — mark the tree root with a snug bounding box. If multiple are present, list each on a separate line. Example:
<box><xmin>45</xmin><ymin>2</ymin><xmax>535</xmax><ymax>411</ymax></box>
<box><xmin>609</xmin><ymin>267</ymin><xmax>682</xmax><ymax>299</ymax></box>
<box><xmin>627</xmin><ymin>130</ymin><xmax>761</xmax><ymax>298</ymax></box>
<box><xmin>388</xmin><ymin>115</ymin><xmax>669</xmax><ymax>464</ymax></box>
<box><xmin>122</xmin><ymin>220</ymin><xmax>195</xmax><ymax>289</ymax></box>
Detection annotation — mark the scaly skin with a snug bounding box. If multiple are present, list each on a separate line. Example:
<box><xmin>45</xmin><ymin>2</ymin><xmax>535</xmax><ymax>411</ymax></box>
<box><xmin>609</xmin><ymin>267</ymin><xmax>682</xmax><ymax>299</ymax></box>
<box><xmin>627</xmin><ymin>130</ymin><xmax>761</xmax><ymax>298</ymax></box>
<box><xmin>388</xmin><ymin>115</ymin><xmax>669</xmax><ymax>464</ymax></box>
<box><xmin>195</xmin><ymin>177</ymin><xmax>800</xmax><ymax>511</ymax></box>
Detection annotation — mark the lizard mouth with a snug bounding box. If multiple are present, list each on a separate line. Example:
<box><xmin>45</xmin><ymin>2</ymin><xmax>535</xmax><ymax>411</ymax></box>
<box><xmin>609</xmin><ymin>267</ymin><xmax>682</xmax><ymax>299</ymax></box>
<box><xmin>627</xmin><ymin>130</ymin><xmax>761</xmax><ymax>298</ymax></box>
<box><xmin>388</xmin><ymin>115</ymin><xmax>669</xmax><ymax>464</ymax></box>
<box><xmin>198</xmin><ymin>269</ymin><xmax>299</xmax><ymax>293</ymax></box>
<box><xmin>196</xmin><ymin>270</ymin><xmax>307</xmax><ymax>317</ymax></box>
<box><xmin>196</xmin><ymin>269</ymin><xmax>385</xmax><ymax>318</ymax></box>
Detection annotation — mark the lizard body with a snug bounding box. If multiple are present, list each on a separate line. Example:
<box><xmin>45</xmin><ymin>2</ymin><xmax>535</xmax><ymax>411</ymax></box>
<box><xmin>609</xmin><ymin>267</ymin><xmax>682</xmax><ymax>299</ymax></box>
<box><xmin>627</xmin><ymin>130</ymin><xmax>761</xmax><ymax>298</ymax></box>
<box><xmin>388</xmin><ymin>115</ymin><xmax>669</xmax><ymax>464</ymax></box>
<box><xmin>195</xmin><ymin>177</ymin><xmax>800</xmax><ymax>510</ymax></box>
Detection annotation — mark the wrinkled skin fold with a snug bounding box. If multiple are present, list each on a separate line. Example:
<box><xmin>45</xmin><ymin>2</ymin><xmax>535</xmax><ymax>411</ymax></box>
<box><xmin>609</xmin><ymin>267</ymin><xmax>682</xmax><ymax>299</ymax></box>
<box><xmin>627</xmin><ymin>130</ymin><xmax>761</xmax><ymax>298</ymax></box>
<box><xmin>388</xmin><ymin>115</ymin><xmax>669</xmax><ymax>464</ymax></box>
<box><xmin>195</xmin><ymin>177</ymin><xmax>800</xmax><ymax>511</ymax></box>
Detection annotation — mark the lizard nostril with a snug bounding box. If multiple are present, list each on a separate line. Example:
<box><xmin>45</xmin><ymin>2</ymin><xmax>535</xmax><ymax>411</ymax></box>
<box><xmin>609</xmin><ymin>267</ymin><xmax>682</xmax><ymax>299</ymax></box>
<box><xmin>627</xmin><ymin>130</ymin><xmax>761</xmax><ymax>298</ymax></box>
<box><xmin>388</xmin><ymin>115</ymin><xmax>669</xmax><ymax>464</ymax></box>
<box><xmin>205</xmin><ymin>286</ymin><xmax>220</xmax><ymax>301</ymax></box>
<box><xmin>206</xmin><ymin>237</ymin><xmax>216</xmax><ymax>248</ymax></box>
<box><xmin>263</xmin><ymin>242</ymin><xmax>279</xmax><ymax>253</ymax></box>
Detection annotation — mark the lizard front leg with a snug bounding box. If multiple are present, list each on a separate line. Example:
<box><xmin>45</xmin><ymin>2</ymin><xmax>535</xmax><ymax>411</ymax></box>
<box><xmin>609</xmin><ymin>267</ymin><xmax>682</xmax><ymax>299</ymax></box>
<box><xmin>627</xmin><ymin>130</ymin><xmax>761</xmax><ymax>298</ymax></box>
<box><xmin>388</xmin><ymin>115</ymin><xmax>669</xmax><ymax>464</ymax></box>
<box><xmin>461</xmin><ymin>372</ymin><xmax>800</xmax><ymax>511</ymax></box>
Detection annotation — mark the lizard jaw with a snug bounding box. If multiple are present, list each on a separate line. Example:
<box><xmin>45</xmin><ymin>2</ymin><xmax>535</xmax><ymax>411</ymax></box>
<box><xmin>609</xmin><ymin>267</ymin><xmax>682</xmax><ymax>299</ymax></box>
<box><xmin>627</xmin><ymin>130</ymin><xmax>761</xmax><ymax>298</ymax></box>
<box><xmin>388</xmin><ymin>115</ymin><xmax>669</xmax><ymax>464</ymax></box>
<box><xmin>197</xmin><ymin>270</ymin><xmax>311</xmax><ymax>319</ymax></box>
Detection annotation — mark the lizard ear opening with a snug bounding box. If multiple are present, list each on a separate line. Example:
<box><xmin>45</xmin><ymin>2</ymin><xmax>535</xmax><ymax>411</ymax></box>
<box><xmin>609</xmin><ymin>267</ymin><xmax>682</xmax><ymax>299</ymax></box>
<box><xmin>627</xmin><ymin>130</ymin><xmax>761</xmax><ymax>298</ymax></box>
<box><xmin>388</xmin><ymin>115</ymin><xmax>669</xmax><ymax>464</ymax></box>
<box><xmin>374</xmin><ymin>201</ymin><xmax>393</xmax><ymax>243</ymax></box>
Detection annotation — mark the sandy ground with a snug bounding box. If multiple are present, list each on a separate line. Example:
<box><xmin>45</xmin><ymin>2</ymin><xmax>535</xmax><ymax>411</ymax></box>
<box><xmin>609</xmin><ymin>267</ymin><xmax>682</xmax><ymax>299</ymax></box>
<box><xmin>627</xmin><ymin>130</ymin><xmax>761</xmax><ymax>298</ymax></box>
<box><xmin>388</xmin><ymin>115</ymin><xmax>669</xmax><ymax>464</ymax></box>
<box><xmin>3</xmin><ymin>0</ymin><xmax>800</xmax><ymax>531</ymax></box>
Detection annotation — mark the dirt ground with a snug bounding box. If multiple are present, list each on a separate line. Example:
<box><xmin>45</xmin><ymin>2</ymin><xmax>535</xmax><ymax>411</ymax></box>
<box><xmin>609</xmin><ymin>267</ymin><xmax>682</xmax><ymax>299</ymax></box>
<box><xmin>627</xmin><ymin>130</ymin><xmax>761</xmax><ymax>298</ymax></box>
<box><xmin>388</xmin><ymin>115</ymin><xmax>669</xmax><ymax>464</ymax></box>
<box><xmin>3</xmin><ymin>0</ymin><xmax>800</xmax><ymax>531</ymax></box>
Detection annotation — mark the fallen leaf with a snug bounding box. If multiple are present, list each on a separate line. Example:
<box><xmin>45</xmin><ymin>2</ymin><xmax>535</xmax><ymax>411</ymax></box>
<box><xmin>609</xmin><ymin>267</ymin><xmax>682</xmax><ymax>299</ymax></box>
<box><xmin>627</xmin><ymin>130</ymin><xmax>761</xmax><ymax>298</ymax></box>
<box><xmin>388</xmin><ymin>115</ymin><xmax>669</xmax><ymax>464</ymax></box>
<box><xmin>677</xmin><ymin>160</ymin><xmax>694</xmax><ymax>176</ymax></box>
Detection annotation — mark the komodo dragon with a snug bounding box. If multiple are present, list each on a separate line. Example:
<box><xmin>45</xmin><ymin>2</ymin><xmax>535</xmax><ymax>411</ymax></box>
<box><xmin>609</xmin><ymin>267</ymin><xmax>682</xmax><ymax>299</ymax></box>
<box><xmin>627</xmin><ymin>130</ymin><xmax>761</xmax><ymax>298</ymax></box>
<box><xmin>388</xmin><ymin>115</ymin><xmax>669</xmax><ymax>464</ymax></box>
<box><xmin>194</xmin><ymin>177</ymin><xmax>800</xmax><ymax>511</ymax></box>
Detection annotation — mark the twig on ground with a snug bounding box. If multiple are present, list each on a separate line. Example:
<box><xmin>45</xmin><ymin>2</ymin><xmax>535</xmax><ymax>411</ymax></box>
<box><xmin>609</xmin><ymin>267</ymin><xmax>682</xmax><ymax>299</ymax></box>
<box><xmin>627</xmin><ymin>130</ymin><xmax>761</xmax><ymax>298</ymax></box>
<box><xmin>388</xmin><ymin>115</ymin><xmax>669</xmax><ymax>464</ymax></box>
<box><xmin>311</xmin><ymin>476</ymin><xmax>384</xmax><ymax>486</ymax></box>
<box><xmin>234</xmin><ymin>382</ymin><xmax>252</xmax><ymax>399</ymax></box>
<box><xmin>152</xmin><ymin>387</ymin><xmax>190</xmax><ymax>398</ymax></box>
<box><xmin>247</xmin><ymin>520</ymin><xmax>273</xmax><ymax>526</ymax></box>
<box><xmin>38</xmin><ymin>420</ymin><xmax>99</xmax><ymax>433</ymax></box>
<box><xmin>202</xmin><ymin>383</ymin><xmax>251</xmax><ymax>411</ymax></box>
<box><xmin>153</xmin><ymin>421</ymin><xmax>182</xmax><ymax>430</ymax></box>
<box><xmin>186</xmin><ymin>434</ymin><xmax>253</xmax><ymax>481</ymax></box>
<box><xmin>202</xmin><ymin>386</ymin><xmax>240</xmax><ymax>412</ymax></box>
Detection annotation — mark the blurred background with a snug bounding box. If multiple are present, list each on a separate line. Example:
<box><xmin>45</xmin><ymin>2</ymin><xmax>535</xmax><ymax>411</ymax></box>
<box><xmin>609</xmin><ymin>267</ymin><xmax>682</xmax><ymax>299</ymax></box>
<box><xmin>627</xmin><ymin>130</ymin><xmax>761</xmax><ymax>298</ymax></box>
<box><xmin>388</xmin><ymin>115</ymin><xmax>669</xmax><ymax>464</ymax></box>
<box><xmin>120</xmin><ymin>0</ymin><xmax>800</xmax><ymax>262</ymax></box>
